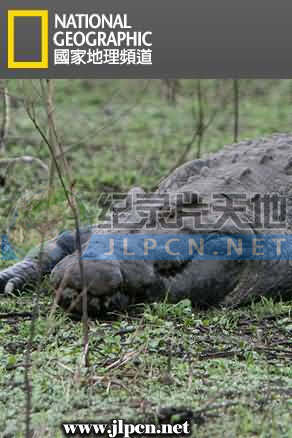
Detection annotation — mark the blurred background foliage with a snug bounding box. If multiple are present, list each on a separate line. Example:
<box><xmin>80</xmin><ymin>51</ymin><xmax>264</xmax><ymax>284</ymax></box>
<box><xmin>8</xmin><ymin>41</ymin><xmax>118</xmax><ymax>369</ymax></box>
<box><xmin>0</xmin><ymin>79</ymin><xmax>291</xmax><ymax>255</ymax></box>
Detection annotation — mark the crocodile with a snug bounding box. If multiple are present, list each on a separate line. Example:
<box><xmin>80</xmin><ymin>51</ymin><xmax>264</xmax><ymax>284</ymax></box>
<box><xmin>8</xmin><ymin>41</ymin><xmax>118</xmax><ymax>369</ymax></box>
<box><xmin>1</xmin><ymin>133</ymin><xmax>292</xmax><ymax>317</ymax></box>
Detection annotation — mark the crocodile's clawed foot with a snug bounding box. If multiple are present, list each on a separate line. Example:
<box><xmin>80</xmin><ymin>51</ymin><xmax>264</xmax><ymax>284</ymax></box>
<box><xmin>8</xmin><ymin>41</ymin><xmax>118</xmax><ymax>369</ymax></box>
<box><xmin>56</xmin><ymin>287</ymin><xmax>131</xmax><ymax>318</ymax></box>
<box><xmin>50</xmin><ymin>248</ymin><xmax>165</xmax><ymax>317</ymax></box>
<box><xmin>0</xmin><ymin>260</ymin><xmax>40</xmax><ymax>295</ymax></box>
<box><xmin>50</xmin><ymin>253</ymin><xmax>126</xmax><ymax>316</ymax></box>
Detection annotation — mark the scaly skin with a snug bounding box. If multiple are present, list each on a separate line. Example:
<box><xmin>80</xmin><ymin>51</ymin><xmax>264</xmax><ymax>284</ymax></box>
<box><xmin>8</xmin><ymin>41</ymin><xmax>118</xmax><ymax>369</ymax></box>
<box><xmin>1</xmin><ymin>134</ymin><xmax>292</xmax><ymax>316</ymax></box>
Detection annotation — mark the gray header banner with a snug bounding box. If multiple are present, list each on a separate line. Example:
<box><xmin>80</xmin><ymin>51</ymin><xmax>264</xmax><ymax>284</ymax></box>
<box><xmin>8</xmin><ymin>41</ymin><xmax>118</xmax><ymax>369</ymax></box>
<box><xmin>1</xmin><ymin>0</ymin><xmax>292</xmax><ymax>78</ymax></box>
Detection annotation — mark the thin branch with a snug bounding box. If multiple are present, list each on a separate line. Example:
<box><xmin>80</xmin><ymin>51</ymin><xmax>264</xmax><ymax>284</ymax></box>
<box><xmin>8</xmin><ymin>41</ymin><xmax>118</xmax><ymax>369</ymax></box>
<box><xmin>25</xmin><ymin>81</ymin><xmax>89</xmax><ymax>368</ymax></box>
<box><xmin>233</xmin><ymin>79</ymin><xmax>239</xmax><ymax>143</ymax></box>
<box><xmin>24</xmin><ymin>232</ymin><xmax>46</xmax><ymax>438</ymax></box>
<box><xmin>167</xmin><ymin>81</ymin><xmax>231</xmax><ymax>173</ymax></box>
<box><xmin>0</xmin><ymin>156</ymin><xmax>48</xmax><ymax>172</ymax></box>
<box><xmin>0</xmin><ymin>80</ymin><xmax>10</xmax><ymax>153</ymax></box>
<box><xmin>196</xmin><ymin>79</ymin><xmax>204</xmax><ymax>159</ymax></box>
<box><xmin>40</xmin><ymin>80</ymin><xmax>58</xmax><ymax>198</ymax></box>
<box><xmin>163</xmin><ymin>79</ymin><xmax>180</xmax><ymax>105</ymax></box>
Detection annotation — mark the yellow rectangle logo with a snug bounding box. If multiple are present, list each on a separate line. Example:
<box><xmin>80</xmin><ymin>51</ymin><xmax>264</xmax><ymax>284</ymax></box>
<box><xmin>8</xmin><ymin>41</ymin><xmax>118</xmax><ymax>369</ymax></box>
<box><xmin>8</xmin><ymin>10</ymin><xmax>48</xmax><ymax>69</ymax></box>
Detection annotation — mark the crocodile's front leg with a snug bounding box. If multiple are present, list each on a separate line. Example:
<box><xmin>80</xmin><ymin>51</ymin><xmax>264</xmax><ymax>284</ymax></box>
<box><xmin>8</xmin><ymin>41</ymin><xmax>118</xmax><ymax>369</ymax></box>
<box><xmin>0</xmin><ymin>228</ymin><xmax>92</xmax><ymax>294</ymax></box>
<box><xmin>0</xmin><ymin>186</ymin><xmax>145</xmax><ymax>296</ymax></box>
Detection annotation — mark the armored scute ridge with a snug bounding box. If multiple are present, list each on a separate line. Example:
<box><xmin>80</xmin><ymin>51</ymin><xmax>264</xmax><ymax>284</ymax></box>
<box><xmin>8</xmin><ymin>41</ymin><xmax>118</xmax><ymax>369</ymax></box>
<box><xmin>1</xmin><ymin>134</ymin><xmax>292</xmax><ymax>317</ymax></box>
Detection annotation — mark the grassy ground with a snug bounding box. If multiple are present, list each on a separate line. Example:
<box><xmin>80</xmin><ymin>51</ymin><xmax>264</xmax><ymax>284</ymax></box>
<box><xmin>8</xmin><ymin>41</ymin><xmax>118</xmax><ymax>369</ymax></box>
<box><xmin>2</xmin><ymin>79</ymin><xmax>292</xmax><ymax>246</ymax></box>
<box><xmin>0</xmin><ymin>293</ymin><xmax>291</xmax><ymax>437</ymax></box>
<box><xmin>0</xmin><ymin>79</ymin><xmax>292</xmax><ymax>437</ymax></box>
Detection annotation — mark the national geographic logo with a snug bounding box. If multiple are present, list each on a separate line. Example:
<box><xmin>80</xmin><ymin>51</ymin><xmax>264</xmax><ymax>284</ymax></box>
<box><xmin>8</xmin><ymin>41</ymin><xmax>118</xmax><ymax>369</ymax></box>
<box><xmin>7</xmin><ymin>10</ymin><xmax>48</xmax><ymax>69</ymax></box>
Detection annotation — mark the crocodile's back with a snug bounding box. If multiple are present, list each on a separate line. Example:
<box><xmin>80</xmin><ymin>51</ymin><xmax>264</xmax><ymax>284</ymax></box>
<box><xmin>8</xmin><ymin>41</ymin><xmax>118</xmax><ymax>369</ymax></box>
<box><xmin>159</xmin><ymin>133</ymin><xmax>292</xmax><ymax>196</ymax></box>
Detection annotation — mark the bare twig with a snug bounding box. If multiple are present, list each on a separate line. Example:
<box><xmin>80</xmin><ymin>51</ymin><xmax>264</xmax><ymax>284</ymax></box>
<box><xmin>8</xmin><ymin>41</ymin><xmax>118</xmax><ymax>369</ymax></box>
<box><xmin>168</xmin><ymin>81</ymin><xmax>231</xmax><ymax>173</ymax></box>
<box><xmin>20</xmin><ymin>80</ymin><xmax>91</xmax><ymax>432</ymax></box>
<box><xmin>40</xmin><ymin>79</ymin><xmax>63</xmax><ymax>199</ymax></box>
<box><xmin>24</xmin><ymin>232</ymin><xmax>46</xmax><ymax>438</ymax></box>
<box><xmin>196</xmin><ymin>79</ymin><xmax>204</xmax><ymax>159</ymax></box>
<box><xmin>0</xmin><ymin>156</ymin><xmax>48</xmax><ymax>172</ymax></box>
<box><xmin>233</xmin><ymin>79</ymin><xmax>239</xmax><ymax>142</ymax></box>
<box><xmin>62</xmin><ymin>80</ymin><xmax>150</xmax><ymax>155</ymax></box>
<box><xmin>25</xmin><ymin>81</ymin><xmax>89</xmax><ymax>368</ymax></box>
<box><xmin>0</xmin><ymin>80</ymin><xmax>10</xmax><ymax>153</ymax></box>
<box><xmin>162</xmin><ymin>79</ymin><xmax>180</xmax><ymax>105</ymax></box>
<box><xmin>104</xmin><ymin>350</ymin><xmax>140</xmax><ymax>371</ymax></box>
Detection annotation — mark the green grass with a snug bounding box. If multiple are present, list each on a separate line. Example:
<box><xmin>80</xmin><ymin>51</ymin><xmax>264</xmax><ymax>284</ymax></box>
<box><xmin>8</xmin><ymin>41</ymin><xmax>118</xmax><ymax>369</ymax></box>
<box><xmin>0</xmin><ymin>292</ymin><xmax>291</xmax><ymax>437</ymax></box>
<box><xmin>0</xmin><ymin>79</ymin><xmax>292</xmax><ymax>437</ymax></box>
<box><xmin>2</xmin><ymin>79</ymin><xmax>292</xmax><ymax>238</ymax></box>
